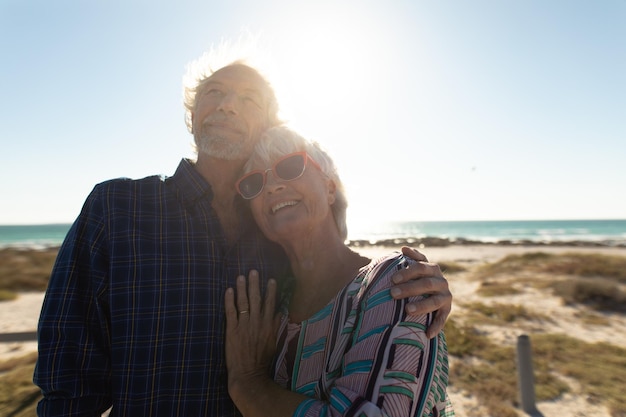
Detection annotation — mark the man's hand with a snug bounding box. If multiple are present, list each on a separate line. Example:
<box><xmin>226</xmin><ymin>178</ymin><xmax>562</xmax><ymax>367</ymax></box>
<box><xmin>390</xmin><ymin>246</ymin><xmax>452</xmax><ymax>338</ymax></box>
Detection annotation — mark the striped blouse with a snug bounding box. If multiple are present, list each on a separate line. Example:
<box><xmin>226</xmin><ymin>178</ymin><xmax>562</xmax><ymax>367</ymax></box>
<box><xmin>273</xmin><ymin>253</ymin><xmax>455</xmax><ymax>417</ymax></box>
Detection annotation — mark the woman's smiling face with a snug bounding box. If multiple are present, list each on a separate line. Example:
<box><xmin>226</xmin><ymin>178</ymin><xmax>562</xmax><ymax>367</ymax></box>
<box><xmin>248</xmin><ymin>152</ymin><xmax>336</xmax><ymax>244</ymax></box>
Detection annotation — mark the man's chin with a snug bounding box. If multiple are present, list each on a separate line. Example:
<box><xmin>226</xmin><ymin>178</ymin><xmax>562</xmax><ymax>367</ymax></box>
<box><xmin>197</xmin><ymin>142</ymin><xmax>246</xmax><ymax>161</ymax></box>
<box><xmin>196</xmin><ymin>133</ymin><xmax>254</xmax><ymax>161</ymax></box>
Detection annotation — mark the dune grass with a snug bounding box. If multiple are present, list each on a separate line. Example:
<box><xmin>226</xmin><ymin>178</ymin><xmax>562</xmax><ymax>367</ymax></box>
<box><xmin>477</xmin><ymin>251</ymin><xmax>626</xmax><ymax>282</ymax></box>
<box><xmin>0</xmin><ymin>352</ymin><xmax>40</xmax><ymax>417</ymax></box>
<box><xmin>446</xmin><ymin>252</ymin><xmax>626</xmax><ymax>416</ymax></box>
<box><xmin>445</xmin><ymin>317</ymin><xmax>626</xmax><ymax>417</ymax></box>
<box><xmin>0</xmin><ymin>248</ymin><xmax>56</xmax><ymax>412</ymax></box>
<box><xmin>550</xmin><ymin>277</ymin><xmax>626</xmax><ymax>313</ymax></box>
<box><xmin>438</xmin><ymin>260</ymin><xmax>467</xmax><ymax>274</ymax></box>
<box><xmin>531</xmin><ymin>333</ymin><xmax>626</xmax><ymax>416</ymax></box>
<box><xmin>461</xmin><ymin>301</ymin><xmax>551</xmax><ymax>325</ymax></box>
<box><xmin>0</xmin><ymin>290</ymin><xmax>19</xmax><ymax>302</ymax></box>
<box><xmin>475</xmin><ymin>280</ymin><xmax>523</xmax><ymax>297</ymax></box>
<box><xmin>474</xmin><ymin>252</ymin><xmax>626</xmax><ymax>313</ymax></box>
<box><xmin>0</xmin><ymin>247</ymin><xmax>58</xmax><ymax>300</ymax></box>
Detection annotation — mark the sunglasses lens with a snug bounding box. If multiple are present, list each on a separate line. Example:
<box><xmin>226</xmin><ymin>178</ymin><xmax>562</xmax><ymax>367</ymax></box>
<box><xmin>237</xmin><ymin>153</ymin><xmax>310</xmax><ymax>199</ymax></box>
<box><xmin>275</xmin><ymin>154</ymin><xmax>306</xmax><ymax>181</ymax></box>
<box><xmin>238</xmin><ymin>173</ymin><xmax>264</xmax><ymax>199</ymax></box>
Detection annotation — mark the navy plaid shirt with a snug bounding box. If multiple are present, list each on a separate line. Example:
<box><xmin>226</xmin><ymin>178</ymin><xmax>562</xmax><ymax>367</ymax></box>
<box><xmin>35</xmin><ymin>159</ymin><xmax>289</xmax><ymax>416</ymax></box>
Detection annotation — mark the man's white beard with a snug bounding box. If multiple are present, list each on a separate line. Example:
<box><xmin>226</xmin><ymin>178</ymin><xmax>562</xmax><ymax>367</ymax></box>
<box><xmin>195</xmin><ymin>120</ymin><xmax>253</xmax><ymax>161</ymax></box>
<box><xmin>196</xmin><ymin>132</ymin><xmax>246</xmax><ymax>161</ymax></box>
<box><xmin>195</xmin><ymin>116</ymin><xmax>255</xmax><ymax>160</ymax></box>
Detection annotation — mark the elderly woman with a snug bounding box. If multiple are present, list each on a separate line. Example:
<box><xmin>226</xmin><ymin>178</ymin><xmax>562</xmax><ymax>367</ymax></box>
<box><xmin>225</xmin><ymin>126</ymin><xmax>455</xmax><ymax>416</ymax></box>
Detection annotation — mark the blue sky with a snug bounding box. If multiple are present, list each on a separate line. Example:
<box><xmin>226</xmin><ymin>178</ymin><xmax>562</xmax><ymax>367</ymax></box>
<box><xmin>1</xmin><ymin>0</ymin><xmax>625</xmax><ymax>228</ymax></box>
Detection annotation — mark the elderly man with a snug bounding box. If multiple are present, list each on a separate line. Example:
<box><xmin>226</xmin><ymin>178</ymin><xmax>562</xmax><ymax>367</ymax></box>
<box><xmin>34</xmin><ymin>55</ymin><xmax>452</xmax><ymax>416</ymax></box>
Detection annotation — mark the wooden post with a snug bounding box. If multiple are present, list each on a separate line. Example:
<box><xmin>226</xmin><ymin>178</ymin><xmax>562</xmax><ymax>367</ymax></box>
<box><xmin>0</xmin><ymin>331</ymin><xmax>38</xmax><ymax>342</ymax></box>
<box><xmin>517</xmin><ymin>334</ymin><xmax>543</xmax><ymax>416</ymax></box>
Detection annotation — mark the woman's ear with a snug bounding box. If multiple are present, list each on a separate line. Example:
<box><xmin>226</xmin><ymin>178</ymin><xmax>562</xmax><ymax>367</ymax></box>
<box><xmin>327</xmin><ymin>179</ymin><xmax>337</xmax><ymax>205</ymax></box>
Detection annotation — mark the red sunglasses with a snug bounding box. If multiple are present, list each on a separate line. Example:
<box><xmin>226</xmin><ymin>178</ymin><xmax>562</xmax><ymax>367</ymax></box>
<box><xmin>236</xmin><ymin>151</ymin><xmax>322</xmax><ymax>199</ymax></box>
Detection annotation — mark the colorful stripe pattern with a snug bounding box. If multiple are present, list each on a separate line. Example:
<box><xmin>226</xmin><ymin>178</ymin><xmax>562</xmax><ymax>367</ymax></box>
<box><xmin>274</xmin><ymin>253</ymin><xmax>455</xmax><ymax>416</ymax></box>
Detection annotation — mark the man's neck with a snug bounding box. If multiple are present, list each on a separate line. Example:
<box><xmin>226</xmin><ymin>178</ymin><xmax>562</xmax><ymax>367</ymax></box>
<box><xmin>195</xmin><ymin>154</ymin><xmax>247</xmax><ymax>245</ymax></box>
<box><xmin>194</xmin><ymin>154</ymin><xmax>245</xmax><ymax>201</ymax></box>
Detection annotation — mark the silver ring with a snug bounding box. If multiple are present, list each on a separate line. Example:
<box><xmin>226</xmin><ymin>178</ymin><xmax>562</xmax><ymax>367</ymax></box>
<box><xmin>239</xmin><ymin>310</ymin><xmax>249</xmax><ymax>315</ymax></box>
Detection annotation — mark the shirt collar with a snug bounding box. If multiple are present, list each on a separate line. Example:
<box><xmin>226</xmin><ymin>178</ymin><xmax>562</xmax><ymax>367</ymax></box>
<box><xmin>166</xmin><ymin>158</ymin><xmax>214</xmax><ymax>207</ymax></box>
<box><xmin>166</xmin><ymin>159</ymin><xmax>254</xmax><ymax>225</ymax></box>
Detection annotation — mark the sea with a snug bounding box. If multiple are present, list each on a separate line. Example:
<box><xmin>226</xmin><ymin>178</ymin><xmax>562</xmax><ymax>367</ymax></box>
<box><xmin>1</xmin><ymin>219</ymin><xmax>626</xmax><ymax>249</ymax></box>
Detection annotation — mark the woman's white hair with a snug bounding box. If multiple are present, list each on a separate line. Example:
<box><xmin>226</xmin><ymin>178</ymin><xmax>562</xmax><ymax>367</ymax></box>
<box><xmin>243</xmin><ymin>126</ymin><xmax>349</xmax><ymax>240</ymax></box>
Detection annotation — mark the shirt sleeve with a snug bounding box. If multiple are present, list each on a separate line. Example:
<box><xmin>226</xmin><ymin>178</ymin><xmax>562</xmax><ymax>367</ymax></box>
<box><xmin>34</xmin><ymin>184</ymin><xmax>113</xmax><ymax>416</ymax></box>
<box><xmin>294</xmin><ymin>255</ymin><xmax>451</xmax><ymax>417</ymax></box>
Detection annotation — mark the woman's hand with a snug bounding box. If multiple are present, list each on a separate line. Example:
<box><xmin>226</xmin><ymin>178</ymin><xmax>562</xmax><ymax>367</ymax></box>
<box><xmin>390</xmin><ymin>246</ymin><xmax>453</xmax><ymax>338</ymax></box>
<box><xmin>224</xmin><ymin>270</ymin><xmax>280</xmax><ymax>399</ymax></box>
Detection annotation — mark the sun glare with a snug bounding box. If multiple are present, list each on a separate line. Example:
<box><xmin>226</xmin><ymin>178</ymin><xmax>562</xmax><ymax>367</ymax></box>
<box><xmin>269</xmin><ymin>33</ymin><xmax>374</xmax><ymax>134</ymax></box>
<box><xmin>256</xmin><ymin>7</ymin><xmax>403</xmax><ymax>224</ymax></box>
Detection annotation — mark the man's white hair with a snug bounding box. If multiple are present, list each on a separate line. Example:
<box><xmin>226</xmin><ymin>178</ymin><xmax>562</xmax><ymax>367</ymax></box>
<box><xmin>182</xmin><ymin>33</ymin><xmax>279</xmax><ymax>133</ymax></box>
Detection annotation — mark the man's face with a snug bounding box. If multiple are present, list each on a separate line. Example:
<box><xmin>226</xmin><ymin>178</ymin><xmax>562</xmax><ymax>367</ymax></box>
<box><xmin>192</xmin><ymin>65</ymin><xmax>272</xmax><ymax>161</ymax></box>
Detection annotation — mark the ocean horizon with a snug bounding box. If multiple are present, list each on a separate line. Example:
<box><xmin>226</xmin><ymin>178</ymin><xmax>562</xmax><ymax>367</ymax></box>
<box><xmin>1</xmin><ymin>219</ymin><xmax>626</xmax><ymax>249</ymax></box>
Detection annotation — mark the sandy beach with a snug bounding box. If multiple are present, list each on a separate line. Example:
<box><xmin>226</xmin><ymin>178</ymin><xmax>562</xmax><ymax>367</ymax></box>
<box><xmin>1</xmin><ymin>243</ymin><xmax>625</xmax><ymax>417</ymax></box>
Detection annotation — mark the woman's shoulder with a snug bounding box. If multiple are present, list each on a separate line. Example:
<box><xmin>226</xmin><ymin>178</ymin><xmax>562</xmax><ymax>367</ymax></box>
<box><xmin>357</xmin><ymin>251</ymin><xmax>415</xmax><ymax>296</ymax></box>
